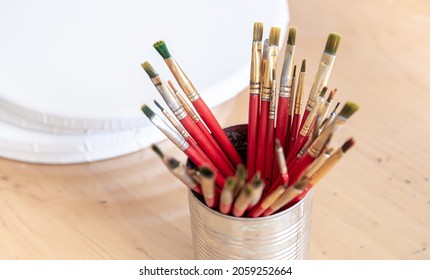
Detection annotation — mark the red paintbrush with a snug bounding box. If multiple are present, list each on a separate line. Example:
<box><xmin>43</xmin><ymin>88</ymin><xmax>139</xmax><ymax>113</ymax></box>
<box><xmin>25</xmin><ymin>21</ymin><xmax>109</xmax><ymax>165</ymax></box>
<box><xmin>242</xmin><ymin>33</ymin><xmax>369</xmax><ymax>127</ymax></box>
<box><xmin>141</xmin><ymin>104</ymin><xmax>225</xmax><ymax>188</ymax></box>
<box><xmin>247</xmin><ymin>22</ymin><xmax>263</xmax><ymax>181</ymax></box>
<box><xmin>153</xmin><ymin>41</ymin><xmax>243</xmax><ymax>166</ymax></box>
<box><xmin>141</xmin><ymin>62</ymin><xmax>234</xmax><ymax>179</ymax></box>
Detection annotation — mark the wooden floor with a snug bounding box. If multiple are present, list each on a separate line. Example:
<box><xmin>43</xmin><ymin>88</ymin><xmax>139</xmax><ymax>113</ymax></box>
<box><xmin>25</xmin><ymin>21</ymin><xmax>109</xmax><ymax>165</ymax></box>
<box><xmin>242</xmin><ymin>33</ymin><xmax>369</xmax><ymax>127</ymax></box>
<box><xmin>1</xmin><ymin>0</ymin><xmax>429</xmax><ymax>259</ymax></box>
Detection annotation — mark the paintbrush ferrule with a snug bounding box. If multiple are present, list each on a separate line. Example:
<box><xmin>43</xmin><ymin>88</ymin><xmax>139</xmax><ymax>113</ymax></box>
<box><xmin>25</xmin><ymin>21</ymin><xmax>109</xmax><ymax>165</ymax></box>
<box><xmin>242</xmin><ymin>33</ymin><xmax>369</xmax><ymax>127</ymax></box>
<box><xmin>150</xmin><ymin>114</ymin><xmax>189</xmax><ymax>151</ymax></box>
<box><xmin>164</xmin><ymin>57</ymin><xmax>200</xmax><ymax>102</ymax></box>
<box><xmin>268</xmin><ymin>80</ymin><xmax>277</xmax><ymax>120</ymax></box>
<box><xmin>279</xmin><ymin>44</ymin><xmax>296</xmax><ymax>98</ymax></box>
<box><xmin>307</xmin><ymin>53</ymin><xmax>336</xmax><ymax>110</ymax></box>
<box><xmin>250</xmin><ymin>41</ymin><xmax>262</xmax><ymax>95</ymax></box>
<box><xmin>151</xmin><ymin>76</ymin><xmax>187</xmax><ymax>120</ymax></box>
<box><xmin>162</xmin><ymin>110</ymin><xmax>190</xmax><ymax>139</ymax></box>
<box><xmin>299</xmin><ymin>99</ymin><xmax>323</xmax><ymax>137</ymax></box>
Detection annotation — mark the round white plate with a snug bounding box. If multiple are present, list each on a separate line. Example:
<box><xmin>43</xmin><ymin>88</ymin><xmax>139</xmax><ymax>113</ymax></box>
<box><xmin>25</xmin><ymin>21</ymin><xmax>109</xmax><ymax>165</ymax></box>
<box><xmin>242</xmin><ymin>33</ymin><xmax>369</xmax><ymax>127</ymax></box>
<box><xmin>0</xmin><ymin>0</ymin><xmax>289</xmax><ymax>134</ymax></box>
<box><xmin>0</xmin><ymin>120</ymin><xmax>164</xmax><ymax>164</ymax></box>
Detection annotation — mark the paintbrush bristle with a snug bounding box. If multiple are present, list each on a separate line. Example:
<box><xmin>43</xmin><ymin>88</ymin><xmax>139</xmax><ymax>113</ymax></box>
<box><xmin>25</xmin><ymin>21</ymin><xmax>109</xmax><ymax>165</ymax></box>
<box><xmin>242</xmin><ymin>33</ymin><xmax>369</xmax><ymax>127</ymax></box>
<box><xmin>293</xmin><ymin>65</ymin><xmax>297</xmax><ymax>76</ymax></box>
<box><xmin>332</xmin><ymin>102</ymin><xmax>340</xmax><ymax>114</ymax></box>
<box><xmin>287</xmin><ymin>26</ymin><xmax>297</xmax><ymax>45</ymax></box>
<box><xmin>199</xmin><ymin>166</ymin><xmax>214</xmax><ymax>178</ymax></box>
<box><xmin>141</xmin><ymin>61</ymin><xmax>158</xmax><ymax>78</ymax></box>
<box><xmin>153</xmin><ymin>40</ymin><xmax>171</xmax><ymax>59</ymax></box>
<box><xmin>167</xmin><ymin>80</ymin><xmax>178</xmax><ymax>92</ymax></box>
<box><xmin>324</xmin><ymin>32</ymin><xmax>342</xmax><ymax>55</ymax></box>
<box><xmin>268</xmin><ymin>27</ymin><xmax>281</xmax><ymax>46</ymax></box>
<box><xmin>328</xmin><ymin>88</ymin><xmax>338</xmax><ymax>102</ymax></box>
<box><xmin>300</xmin><ymin>59</ymin><xmax>306</xmax><ymax>72</ymax></box>
<box><xmin>153</xmin><ymin>100</ymin><xmax>164</xmax><ymax>111</ymax></box>
<box><xmin>167</xmin><ymin>158</ymin><xmax>181</xmax><ymax>169</ymax></box>
<box><xmin>224</xmin><ymin>177</ymin><xmax>237</xmax><ymax>190</ymax></box>
<box><xmin>236</xmin><ymin>164</ymin><xmax>247</xmax><ymax>181</ymax></box>
<box><xmin>151</xmin><ymin>144</ymin><xmax>164</xmax><ymax>159</ymax></box>
<box><xmin>341</xmin><ymin>138</ymin><xmax>355</xmax><ymax>153</ymax></box>
<box><xmin>275</xmin><ymin>139</ymin><xmax>281</xmax><ymax>150</ymax></box>
<box><xmin>253</xmin><ymin>22</ymin><xmax>263</xmax><ymax>41</ymax></box>
<box><xmin>339</xmin><ymin>102</ymin><xmax>359</xmax><ymax>119</ymax></box>
<box><xmin>320</xmin><ymin>86</ymin><xmax>328</xmax><ymax>98</ymax></box>
<box><xmin>141</xmin><ymin>104</ymin><xmax>155</xmax><ymax>119</ymax></box>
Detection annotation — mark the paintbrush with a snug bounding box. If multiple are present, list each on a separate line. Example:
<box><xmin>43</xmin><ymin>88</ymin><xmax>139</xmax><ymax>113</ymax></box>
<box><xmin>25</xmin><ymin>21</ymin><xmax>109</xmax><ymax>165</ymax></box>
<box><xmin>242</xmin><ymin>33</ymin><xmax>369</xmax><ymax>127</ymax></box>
<box><xmin>153</xmin><ymin>41</ymin><xmax>242</xmax><ymax>166</ymax></box>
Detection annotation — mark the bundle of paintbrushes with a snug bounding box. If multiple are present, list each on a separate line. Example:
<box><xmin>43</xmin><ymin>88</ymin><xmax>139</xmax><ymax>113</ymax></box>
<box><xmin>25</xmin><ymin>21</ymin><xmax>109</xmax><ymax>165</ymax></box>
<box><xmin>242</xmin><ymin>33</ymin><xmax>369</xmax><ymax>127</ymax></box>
<box><xmin>141</xmin><ymin>22</ymin><xmax>358</xmax><ymax>218</ymax></box>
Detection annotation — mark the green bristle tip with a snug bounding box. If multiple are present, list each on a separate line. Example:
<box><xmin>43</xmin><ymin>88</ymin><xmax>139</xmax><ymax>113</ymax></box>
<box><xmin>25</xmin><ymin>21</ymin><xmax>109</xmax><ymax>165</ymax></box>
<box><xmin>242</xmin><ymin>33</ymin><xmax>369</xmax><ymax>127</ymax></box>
<box><xmin>339</xmin><ymin>102</ymin><xmax>359</xmax><ymax>119</ymax></box>
<box><xmin>151</xmin><ymin>144</ymin><xmax>164</xmax><ymax>158</ymax></box>
<box><xmin>324</xmin><ymin>32</ymin><xmax>342</xmax><ymax>55</ymax></box>
<box><xmin>199</xmin><ymin>166</ymin><xmax>214</xmax><ymax>178</ymax></box>
<box><xmin>141</xmin><ymin>61</ymin><xmax>158</xmax><ymax>78</ymax></box>
<box><xmin>153</xmin><ymin>40</ymin><xmax>172</xmax><ymax>59</ymax></box>
<box><xmin>141</xmin><ymin>104</ymin><xmax>155</xmax><ymax>119</ymax></box>
<box><xmin>287</xmin><ymin>26</ymin><xmax>297</xmax><ymax>45</ymax></box>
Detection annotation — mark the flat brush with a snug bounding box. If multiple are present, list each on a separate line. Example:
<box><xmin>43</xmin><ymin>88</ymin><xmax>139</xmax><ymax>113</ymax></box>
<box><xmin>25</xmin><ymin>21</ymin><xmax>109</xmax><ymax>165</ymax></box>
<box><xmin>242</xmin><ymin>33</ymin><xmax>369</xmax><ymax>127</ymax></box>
<box><xmin>141</xmin><ymin>62</ymin><xmax>234</xmax><ymax>178</ymax></box>
<box><xmin>153</xmin><ymin>40</ymin><xmax>242</xmax><ymax>166</ymax></box>
<box><xmin>168</xmin><ymin>81</ymin><xmax>235</xmax><ymax>173</ymax></box>
<box><xmin>301</xmin><ymin>33</ymin><xmax>341</xmax><ymax>130</ymax></box>
<box><xmin>273</xmin><ymin>28</ymin><xmax>296</xmax><ymax>179</ymax></box>
<box><xmin>151</xmin><ymin>144</ymin><xmax>202</xmax><ymax>194</ymax></box>
<box><xmin>141</xmin><ymin>104</ymin><xmax>225</xmax><ymax>188</ymax></box>
<box><xmin>247</xmin><ymin>22</ymin><xmax>263</xmax><ymax>181</ymax></box>
<box><xmin>232</xmin><ymin>172</ymin><xmax>261</xmax><ymax>217</ymax></box>
<box><xmin>256</xmin><ymin>27</ymin><xmax>280</xmax><ymax>179</ymax></box>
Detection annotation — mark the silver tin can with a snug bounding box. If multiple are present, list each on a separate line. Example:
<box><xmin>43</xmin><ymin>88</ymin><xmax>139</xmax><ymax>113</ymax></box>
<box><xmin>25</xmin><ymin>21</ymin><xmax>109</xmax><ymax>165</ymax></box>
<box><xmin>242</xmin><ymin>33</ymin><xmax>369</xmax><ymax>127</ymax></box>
<box><xmin>187</xmin><ymin>124</ymin><xmax>313</xmax><ymax>259</ymax></box>
<box><xmin>188</xmin><ymin>189</ymin><xmax>313</xmax><ymax>260</ymax></box>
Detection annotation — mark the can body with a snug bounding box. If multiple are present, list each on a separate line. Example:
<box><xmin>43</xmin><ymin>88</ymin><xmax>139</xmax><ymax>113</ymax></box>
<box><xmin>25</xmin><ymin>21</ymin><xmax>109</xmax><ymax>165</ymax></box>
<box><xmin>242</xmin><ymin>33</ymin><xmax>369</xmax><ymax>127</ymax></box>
<box><xmin>187</xmin><ymin>124</ymin><xmax>313</xmax><ymax>260</ymax></box>
<box><xmin>188</xmin><ymin>189</ymin><xmax>313</xmax><ymax>260</ymax></box>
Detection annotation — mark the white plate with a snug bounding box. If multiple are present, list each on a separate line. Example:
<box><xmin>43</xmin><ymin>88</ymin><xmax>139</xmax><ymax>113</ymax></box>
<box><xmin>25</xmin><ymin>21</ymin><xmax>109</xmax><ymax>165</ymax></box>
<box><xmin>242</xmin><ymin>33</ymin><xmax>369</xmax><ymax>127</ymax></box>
<box><xmin>0</xmin><ymin>120</ymin><xmax>164</xmax><ymax>164</ymax></box>
<box><xmin>0</xmin><ymin>0</ymin><xmax>289</xmax><ymax>135</ymax></box>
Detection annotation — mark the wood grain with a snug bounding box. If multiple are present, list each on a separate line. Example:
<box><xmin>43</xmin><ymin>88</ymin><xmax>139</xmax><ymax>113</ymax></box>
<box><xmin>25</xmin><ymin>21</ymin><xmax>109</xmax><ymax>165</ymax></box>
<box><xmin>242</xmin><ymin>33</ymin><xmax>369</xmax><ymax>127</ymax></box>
<box><xmin>1</xmin><ymin>0</ymin><xmax>429</xmax><ymax>259</ymax></box>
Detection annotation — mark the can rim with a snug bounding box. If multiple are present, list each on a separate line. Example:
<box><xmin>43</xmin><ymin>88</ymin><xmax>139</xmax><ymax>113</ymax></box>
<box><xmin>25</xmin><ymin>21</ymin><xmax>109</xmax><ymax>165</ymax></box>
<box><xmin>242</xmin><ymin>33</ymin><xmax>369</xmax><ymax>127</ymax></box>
<box><xmin>188</xmin><ymin>188</ymin><xmax>312</xmax><ymax>221</ymax></box>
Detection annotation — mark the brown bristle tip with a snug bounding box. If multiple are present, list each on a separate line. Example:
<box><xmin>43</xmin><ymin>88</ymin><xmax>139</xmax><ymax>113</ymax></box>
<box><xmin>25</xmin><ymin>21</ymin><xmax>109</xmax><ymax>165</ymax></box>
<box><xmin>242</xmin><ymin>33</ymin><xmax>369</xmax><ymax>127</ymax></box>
<box><xmin>339</xmin><ymin>102</ymin><xmax>359</xmax><ymax>119</ymax></box>
<box><xmin>328</xmin><ymin>89</ymin><xmax>338</xmax><ymax>102</ymax></box>
<box><xmin>333</xmin><ymin>102</ymin><xmax>341</xmax><ymax>112</ymax></box>
<box><xmin>301</xmin><ymin>59</ymin><xmax>306</xmax><ymax>72</ymax></box>
<box><xmin>199</xmin><ymin>167</ymin><xmax>214</xmax><ymax>178</ymax></box>
<box><xmin>320</xmin><ymin>87</ymin><xmax>328</xmax><ymax>98</ymax></box>
<box><xmin>167</xmin><ymin>80</ymin><xmax>178</xmax><ymax>92</ymax></box>
<box><xmin>268</xmin><ymin>27</ymin><xmax>281</xmax><ymax>46</ymax></box>
<box><xmin>293</xmin><ymin>65</ymin><xmax>297</xmax><ymax>76</ymax></box>
<box><xmin>287</xmin><ymin>26</ymin><xmax>297</xmax><ymax>45</ymax></box>
<box><xmin>253</xmin><ymin>22</ymin><xmax>264</xmax><ymax>41</ymax></box>
<box><xmin>151</xmin><ymin>144</ymin><xmax>164</xmax><ymax>158</ymax></box>
<box><xmin>324</xmin><ymin>32</ymin><xmax>342</xmax><ymax>55</ymax></box>
<box><xmin>341</xmin><ymin>138</ymin><xmax>355</xmax><ymax>153</ymax></box>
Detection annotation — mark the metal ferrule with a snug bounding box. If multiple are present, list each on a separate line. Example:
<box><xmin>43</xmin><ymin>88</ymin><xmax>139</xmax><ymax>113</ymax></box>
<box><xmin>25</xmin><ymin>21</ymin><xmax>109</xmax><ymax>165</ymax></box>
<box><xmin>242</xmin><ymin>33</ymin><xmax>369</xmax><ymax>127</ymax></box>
<box><xmin>307</xmin><ymin>117</ymin><xmax>336</xmax><ymax>157</ymax></box>
<box><xmin>279</xmin><ymin>44</ymin><xmax>295</xmax><ymax>98</ymax></box>
<box><xmin>268</xmin><ymin>79</ymin><xmax>277</xmax><ymax>120</ymax></box>
<box><xmin>163</xmin><ymin>110</ymin><xmax>190</xmax><ymax>139</ymax></box>
<box><xmin>165</xmin><ymin>57</ymin><xmax>200</xmax><ymax>102</ymax></box>
<box><xmin>294</xmin><ymin>72</ymin><xmax>305</xmax><ymax>114</ymax></box>
<box><xmin>173</xmin><ymin>90</ymin><xmax>199</xmax><ymax>122</ymax></box>
<box><xmin>249</xmin><ymin>41</ymin><xmax>262</xmax><ymax>95</ymax></box>
<box><xmin>151</xmin><ymin>76</ymin><xmax>187</xmax><ymax>120</ymax></box>
<box><xmin>309</xmin><ymin>149</ymin><xmax>342</xmax><ymax>185</ymax></box>
<box><xmin>151</xmin><ymin>114</ymin><xmax>189</xmax><ymax>151</ymax></box>
<box><xmin>306</xmin><ymin>53</ymin><xmax>335</xmax><ymax>110</ymax></box>
<box><xmin>299</xmin><ymin>99</ymin><xmax>323</xmax><ymax>137</ymax></box>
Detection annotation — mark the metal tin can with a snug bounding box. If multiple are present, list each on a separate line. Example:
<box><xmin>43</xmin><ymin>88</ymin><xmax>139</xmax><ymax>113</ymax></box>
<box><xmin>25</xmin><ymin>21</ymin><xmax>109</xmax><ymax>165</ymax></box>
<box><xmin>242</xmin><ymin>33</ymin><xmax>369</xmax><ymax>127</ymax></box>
<box><xmin>187</xmin><ymin>124</ymin><xmax>313</xmax><ymax>260</ymax></box>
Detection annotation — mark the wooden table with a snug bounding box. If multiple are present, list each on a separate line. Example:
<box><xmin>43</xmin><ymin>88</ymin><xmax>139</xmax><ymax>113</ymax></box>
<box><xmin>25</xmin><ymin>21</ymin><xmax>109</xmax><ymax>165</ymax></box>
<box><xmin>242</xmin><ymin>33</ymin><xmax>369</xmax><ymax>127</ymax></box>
<box><xmin>1</xmin><ymin>0</ymin><xmax>429</xmax><ymax>259</ymax></box>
